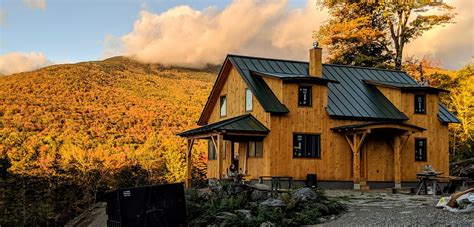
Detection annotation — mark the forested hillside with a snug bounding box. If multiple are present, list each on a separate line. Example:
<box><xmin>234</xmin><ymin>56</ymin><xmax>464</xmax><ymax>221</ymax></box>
<box><xmin>0</xmin><ymin>57</ymin><xmax>216</xmax><ymax>225</ymax></box>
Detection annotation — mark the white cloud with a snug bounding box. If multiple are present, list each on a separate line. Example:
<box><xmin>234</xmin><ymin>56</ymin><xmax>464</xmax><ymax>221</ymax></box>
<box><xmin>103</xmin><ymin>35</ymin><xmax>125</xmax><ymax>59</ymax></box>
<box><xmin>22</xmin><ymin>0</ymin><xmax>47</xmax><ymax>10</ymax></box>
<box><xmin>114</xmin><ymin>0</ymin><xmax>328</xmax><ymax>68</ymax></box>
<box><xmin>0</xmin><ymin>52</ymin><xmax>53</xmax><ymax>75</ymax></box>
<box><xmin>405</xmin><ymin>0</ymin><xmax>474</xmax><ymax>70</ymax></box>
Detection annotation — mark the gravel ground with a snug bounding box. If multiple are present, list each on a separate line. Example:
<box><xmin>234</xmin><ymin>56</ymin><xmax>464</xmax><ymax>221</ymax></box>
<box><xmin>320</xmin><ymin>189</ymin><xmax>474</xmax><ymax>226</ymax></box>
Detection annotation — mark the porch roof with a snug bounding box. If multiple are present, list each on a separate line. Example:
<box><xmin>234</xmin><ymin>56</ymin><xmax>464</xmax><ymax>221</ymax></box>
<box><xmin>331</xmin><ymin>121</ymin><xmax>425</xmax><ymax>134</ymax></box>
<box><xmin>177</xmin><ymin>114</ymin><xmax>269</xmax><ymax>138</ymax></box>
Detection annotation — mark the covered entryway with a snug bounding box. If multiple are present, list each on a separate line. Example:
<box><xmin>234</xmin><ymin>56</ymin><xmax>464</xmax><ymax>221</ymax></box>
<box><xmin>177</xmin><ymin>114</ymin><xmax>269</xmax><ymax>188</ymax></box>
<box><xmin>332</xmin><ymin>122</ymin><xmax>425</xmax><ymax>189</ymax></box>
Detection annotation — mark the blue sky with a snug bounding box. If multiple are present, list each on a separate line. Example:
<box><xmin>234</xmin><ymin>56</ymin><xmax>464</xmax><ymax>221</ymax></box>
<box><xmin>1</xmin><ymin>0</ymin><xmax>309</xmax><ymax>63</ymax></box>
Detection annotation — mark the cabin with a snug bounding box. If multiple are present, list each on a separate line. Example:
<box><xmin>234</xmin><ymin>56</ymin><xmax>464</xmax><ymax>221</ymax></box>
<box><xmin>178</xmin><ymin>46</ymin><xmax>460</xmax><ymax>189</ymax></box>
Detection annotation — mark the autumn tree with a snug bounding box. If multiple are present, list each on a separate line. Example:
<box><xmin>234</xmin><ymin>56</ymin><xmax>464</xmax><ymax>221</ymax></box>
<box><xmin>320</xmin><ymin>0</ymin><xmax>455</xmax><ymax>69</ymax></box>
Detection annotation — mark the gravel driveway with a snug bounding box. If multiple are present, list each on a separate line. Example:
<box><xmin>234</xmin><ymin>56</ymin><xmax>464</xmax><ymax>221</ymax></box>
<box><xmin>321</xmin><ymin>190</ymin><xmax>474</xmax><ymax>226</ymax></box>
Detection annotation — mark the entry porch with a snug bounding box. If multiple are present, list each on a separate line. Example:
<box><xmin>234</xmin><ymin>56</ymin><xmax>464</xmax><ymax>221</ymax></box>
<box><xmin>332</xmin><ymin>122</ymin><xmax>425</xmax><ymax>189</ymax></box>
<box><xmin>177</xmin><ymin>114</ymin><xmax>269</xmax><ymax>188</ymax></box>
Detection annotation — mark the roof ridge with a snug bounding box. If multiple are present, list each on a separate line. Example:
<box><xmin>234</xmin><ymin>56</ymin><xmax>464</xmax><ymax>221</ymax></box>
<box><xmin>227</xmin><ymin>54</ymin><xmax>408</xmax><ymax>74</ymax></box>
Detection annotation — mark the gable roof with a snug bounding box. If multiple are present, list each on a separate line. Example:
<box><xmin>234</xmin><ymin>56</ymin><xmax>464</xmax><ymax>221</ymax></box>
<box><xmin>198</xmin><ymin>54</ymin><xmax>459</xmax><ymax>125</ymax></box>
<box><xmin>363</xmin><ymin>80</ymin><xmax>450</xmax><ymax>93</ymax></box>
<box><xmin>438</xmin><ymin>103</ymin><xmax>461</xmax><ymax>123</ymax></box>
<box><xmin>179</xmin><ymin>114</ymin><xmax>269</xmax><ymax>137</ymax></box>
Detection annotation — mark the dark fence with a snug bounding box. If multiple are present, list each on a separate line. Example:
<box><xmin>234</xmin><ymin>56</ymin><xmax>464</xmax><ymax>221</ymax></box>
<box><xmin>104</xmin><ymin>183</ymin><xmax>186</xmax><ymax>227</ymax></box>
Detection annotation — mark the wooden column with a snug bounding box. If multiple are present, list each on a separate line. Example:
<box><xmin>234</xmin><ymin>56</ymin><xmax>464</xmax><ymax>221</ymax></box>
<box><xmin>345</xmin><ymin>132</ymin><xmax>368</xmax><ymax>190</ymax></box>
<box><xmin>216</xmin><ymin>134</ymin><xmax>223</xmax><ymax>179</ymax></box>
<box><xmin>393</xmin><ymin>136</ymin><xmax>401</xmax><ymax>188</ymax></box>
<box><xmin>185</xmin><ymin>139</ymin><xmax>195</xmax><ymax>188</ymax></box>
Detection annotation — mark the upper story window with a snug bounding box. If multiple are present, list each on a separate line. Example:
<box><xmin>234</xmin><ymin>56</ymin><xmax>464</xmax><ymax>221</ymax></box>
<box><xmin>245</xmin><ymin>88</ymin><xmax>253</xmax><ymax>112</ymax></box>
<box><xmin>414</xmin><ymin>94</ymin><xmax>426</xmax><ymax>114</ymax></box>
<box><xmin>293</xmin><ymin>134</ymin><xmax>320</xmax><ymax>158</ymax></box>
<box><xmin>415</xmin><ymin>138</ymin><xmax>427</xmax><ymax>161</ymax></box>
<box><xmin>248</xmin><ymin>141</ymin><xmax>263</xmax><ymax>157</ymax></box>
<box><xmin>220</xmin><ymin>95</ymin><xmax>227</xmax><ymax>117</ymax></box>
<box><xmin>298</xmin><ymin>86</ymin><xmax>312</xmax><ymax>107</ymax></box>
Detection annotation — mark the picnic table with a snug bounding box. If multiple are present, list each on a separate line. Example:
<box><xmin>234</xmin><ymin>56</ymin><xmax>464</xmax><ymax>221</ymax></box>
<box><xmin>415</xmin><ymin>171</ymin><xmax>444</xmax><ymax>195</ymax></box>
<box><xmin>258</xmin><ymin>176</ymin><xmax>293</xmax><ymax>192</ymax></box>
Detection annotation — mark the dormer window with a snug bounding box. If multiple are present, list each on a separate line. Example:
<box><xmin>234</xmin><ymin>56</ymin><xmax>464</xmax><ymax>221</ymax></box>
<box><xmin>414</xmin><ymin>94</ymin><xmax>426</xmax><ymax>114</ymax></box>
<box><xmin>245</xmin><ymin>88</ymin><xmax>252</xmax><ymax>112</ymax></box>
<box><xmin>298</xmin><ymin>86</ymin><xmax>312</xmax><ymax>107</ymax></box>
<box><xmin>220</xmin><ymin>96</ymin><xmax>227</xmax><ymax>117</ymax></box>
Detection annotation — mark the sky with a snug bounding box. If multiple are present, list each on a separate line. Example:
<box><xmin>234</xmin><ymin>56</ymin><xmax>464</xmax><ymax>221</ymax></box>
<box><xmin>0</xmin><ymin>0</ymin><xmax>472</xmax><ymax>75</ymax></box>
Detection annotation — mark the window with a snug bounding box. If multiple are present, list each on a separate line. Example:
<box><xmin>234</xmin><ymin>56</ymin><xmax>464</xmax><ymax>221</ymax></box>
<box><xmin>415</xmin><ymin>138</ymin><xmax>427</xmax><ymax>161</ymax></box>
<box><xmin>220</xmin><ymin>96</ymin><xmax>227</xmax><ymax>117</ymax></box>
<box><xmin>208</xmin><ymin>139</ymin><xmax>216</xmax><ymax>160</ymax></box>
<box><xmin>293</xmin><ymin>134</ymin><xmax>320</xmax><ymax>158</ymax></box>
<box><xmin>298</xmin><ymin>86</ymin><xmax>312</xmax><ymax>106</ymax></box>
<box><xmin>245</xmin><ymin>88</ymin><xmax>253</xmax><ymax>112</ymax></box>
<box><xmin>414</xmin><ymin>94</ymin><xmax>426</xmax><ymax>114</ymax></box>
<box><xmin>248</xmin><ymin>141</ymin><xmax>263</xmax><ymax>157</ymax></box>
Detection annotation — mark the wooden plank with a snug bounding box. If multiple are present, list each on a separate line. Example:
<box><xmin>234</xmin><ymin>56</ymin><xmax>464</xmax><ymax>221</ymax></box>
<box><xmin>393</xmin><ymin>136</ymin><xmax>402</xmax><ymax>188</ymax></box>
<box><xmin>185</xmin><ymin>139</ymin><xmax>195</xmax><ymax>188</ymax></box>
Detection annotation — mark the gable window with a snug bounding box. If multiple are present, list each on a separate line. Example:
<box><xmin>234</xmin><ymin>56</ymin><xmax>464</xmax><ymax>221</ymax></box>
<box><xmin>245</xmin><ymin>88</ymin><xmax>253</xmax><ymax>112</ymax></box>
<box><xmin>220</xmin><ymin>96</ymin><xmax>227</xmax><ymax>117</ymax></box>
<box><xmin>298</xmin><ymin>86</ymin><xmax>312</xmax><ymax>106</ymax></box>
<box><xmin>208</xmin><ymin>139</ymin><xmax>216</xmax><ymax>160</ymax></box>
<box><xmin>414</xmin><ymin>94</ymin><xmax>426</xmax><ymax>114</ymax></box>
<box><xmin>248</xmin><ymin>141</ymin><xmax>263</xmax><ymax>157</ymax></box>
<box><xmin>293</xmin><ymin>134</ymin><xmax>320</xmax><ymax>158</ymax></box>
<box><xmin>415</xmin><ymin>138</ymin><xmax>427</xmax><ymax>161</ymax></box>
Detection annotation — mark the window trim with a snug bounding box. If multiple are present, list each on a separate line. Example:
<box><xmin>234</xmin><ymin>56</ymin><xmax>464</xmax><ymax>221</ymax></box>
<box><xmin>414</xmin><ymin>94</ymin><xmax>426</xmax><ymax>114</ymax></box>
<box><xmin>414</xmin><ymin>137</ymin><xmax>427</xmax><ymax>162</ymax></box>
<box><xmin>245</xmin><ymin>88</ymin><xmax>253</xmax><ymax>112</ymax></box>
<box><xmin>292</xmin><ymin>133</ymin><xmax>321</xmax><ymax>159</ymax></box>
<box><xmin>220</xmin><ymin>95</ymin><xmax>227</xmax><ymax>117</ymax></box>
<box><xmin>298</xmin><ymin>86</ymin><xmax>312</xmax><ymax>107</ymax></box>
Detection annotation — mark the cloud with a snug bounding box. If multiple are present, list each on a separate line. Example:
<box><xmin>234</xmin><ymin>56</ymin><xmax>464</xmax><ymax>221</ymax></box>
<box><xmin>0</xmin><ymin>52</ymin><xmax>53</xmax><ymax>75</ymax></box>
<box><xmin>103</xmin><ymin>35</ymin><xmax>125</xmax><ymax>59</ymax></box>
<box><xmin>405</xmin><ymin>0</ymin><xmax>473</xmax><ymax>70</ymax></box>
<box><xmin>116</xmin><ymin>0</ymin><xmax>328</xmax><ymax>68</ymax></box>
<box><xmin>22</xmin><ymin>0</ymin><xmax>47</xmax><ymax>10</ymax></box>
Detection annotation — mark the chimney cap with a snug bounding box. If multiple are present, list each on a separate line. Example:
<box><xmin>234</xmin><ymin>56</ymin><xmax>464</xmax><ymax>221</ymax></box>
<box><xmin>312</xmin><ymin>31</ymin><xmax>319</xmax><ymax>48</ymax></box>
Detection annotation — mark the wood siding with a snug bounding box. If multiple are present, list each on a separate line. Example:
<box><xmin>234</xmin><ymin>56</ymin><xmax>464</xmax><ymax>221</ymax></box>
<box><xmin>204</xmin><ymin>63</ymin><xmax>450</xmax><ymax>183</ymax></box>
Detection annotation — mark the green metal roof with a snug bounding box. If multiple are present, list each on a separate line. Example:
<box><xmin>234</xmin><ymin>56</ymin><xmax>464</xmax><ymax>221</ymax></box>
<box><xmin>178</xmin><ymin>114</ymin><xmax>269</xmax><ymax>137</ymax></box>
<box><xmin>363</xmin><ymin>80</ymin><xmax>450</xmax><ymax>93</ymax></box>
<box><xmin>226</xmin><ymin>54</ymin><xmax>458</xmax><ymax>123</ymax></box>
<box><xmin>438</xmin><ymin>104</ymin><xmax>461</xmax><ymax>123</ymax></box>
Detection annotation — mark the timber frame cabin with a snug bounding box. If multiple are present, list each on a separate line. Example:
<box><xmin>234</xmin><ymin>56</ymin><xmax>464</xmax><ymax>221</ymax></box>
<box><xmin>178</xmin><ymin>46</ymin><xmax>460</xmax><ymax>190</ymax></box>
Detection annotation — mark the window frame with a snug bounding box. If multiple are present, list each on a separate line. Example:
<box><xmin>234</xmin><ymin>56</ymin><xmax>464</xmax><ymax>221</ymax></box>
<box><xmin>245</xmin><ymin>88</ymin><xmax>253</xmax><ymax>112</ymax></box>
<box><xmin>414</xmin><ymin>138</ymin><xmax>427</xmax><ymax>162</ymax></box>
<box><xmin>220</xmin><ymin>95</ymin><xmax>227</xmax><ymax>117</ymax></box>
<box><xmin>247</xmin><ymin>140</ymin><xmax>263</xmax><ymax>158</ymax></box>
<box><xmin>292</xmin><ymin>133</ymin><xmax>321</xmax><ymax>159</ymax></box>
<box><xmin>414</xmin><ymin>94</ymin><xmax>426</xmax><ymax>114</ymax></box>
<box><xmin>298</xmin><ymin>86</ymin><xmax>312</xmax><ymax>107</ymax></box>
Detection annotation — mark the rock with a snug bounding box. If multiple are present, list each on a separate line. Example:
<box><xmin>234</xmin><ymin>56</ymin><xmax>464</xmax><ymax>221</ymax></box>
<box><xmin>313</xmin><ymin>203</ymin><xmax>330</xmax><ymax>215</ymax></box>
<box><xmin>197</xmin><ymin>188</ymin><xmax>212</xmax><ymax>197</ymax></box>
<box><xmin>260</xmin><ymin>221</ymin><xmax>275</xmax><ymax>227</ymax></box>
<box><xmin>215</xmin><ymin>212</ymin><xmax>237</xmax><ymax>224</ymax></box>
<box><xmin>254</xmin><ymin>183</ymin><xmax>271</xmax><ymax>191</ymax></box>
<box><xmin>235</xmin><ymin>209</ymin><xmax>252</xmax><ymax>219</ymax></box>
<box><xmin>251</xmin><ymin>190</ymin><xmax>269</xmax><ymax>201</ymax></box>
<box><xmin>260</xmin><ymin>198</ymin><xmax>286</xmax><ymax>207</ymax></box>
<box><xmin>292</xmin><ymin>187</ymin><xmax>318</xmax><ymax>202</ymax></box>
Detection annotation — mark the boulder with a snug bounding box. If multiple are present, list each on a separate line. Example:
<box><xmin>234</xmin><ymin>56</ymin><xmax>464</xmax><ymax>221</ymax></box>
<box><xmin>260</xmin><ymin>198</ymin><xmax>286</xmax><ymax>207</ymax></box>
<box><xmin>251</xmin><ymin>190</ymin><xmax>269</xmax><ymax>201</ymax></box>
<box><xmin>292</xmin><ymin>188</ymin><xmax>317</xmax><ymax>202</ymax></box>
<box><xmin>215</xmin><ymin>211</ymin><xmax>237</xmax><ymax>224</ymax></box>
<box><xmin>235</xmin><ymin>209</ymin><xmax>252</xmax><ymax>219</ymax></box>
<box><xmin>260</xmin><ymin>221</ymin><xmax>275</xmax><ymax>227</ymax></box>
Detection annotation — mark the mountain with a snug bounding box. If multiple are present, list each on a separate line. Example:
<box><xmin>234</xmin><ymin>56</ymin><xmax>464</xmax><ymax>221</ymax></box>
<box><xmin>0</xmin><ymin>56</ymin><xmax>216</xmax><ymax>225</ymax></box>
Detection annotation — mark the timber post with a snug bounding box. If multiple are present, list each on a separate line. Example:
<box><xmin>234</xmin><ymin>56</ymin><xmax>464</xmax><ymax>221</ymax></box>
<box><xmin>185</xmin><ymin>139</ymin><xmax>195</xmax><ymax>188</ymax></box>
